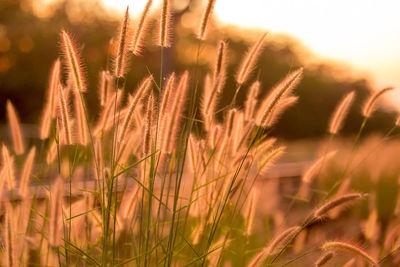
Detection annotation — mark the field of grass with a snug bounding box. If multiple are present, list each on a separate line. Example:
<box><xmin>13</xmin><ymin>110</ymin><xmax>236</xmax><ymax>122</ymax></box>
<box><xmin>0</xmin><ymin>0</ymin><xmax>399</xmax><ymax>266</ymax></box>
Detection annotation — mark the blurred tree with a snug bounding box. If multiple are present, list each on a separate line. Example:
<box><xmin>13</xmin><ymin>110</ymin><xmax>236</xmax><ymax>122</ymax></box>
<box><xmin>0</xmin><ymin>0</ymin><xmax>396</xmax><ymax>139</ymax></box>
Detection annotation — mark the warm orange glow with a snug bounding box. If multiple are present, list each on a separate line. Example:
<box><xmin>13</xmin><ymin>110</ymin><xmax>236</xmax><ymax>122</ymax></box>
<box><xmin>98</xmin><ymin>0</ymin><xmax>400</xmax><ymax>108</ymax></box>
<box><xmin>214</xmin><ymin>1</ymin><xmax>400</xmax><ymax>90</ymax></box>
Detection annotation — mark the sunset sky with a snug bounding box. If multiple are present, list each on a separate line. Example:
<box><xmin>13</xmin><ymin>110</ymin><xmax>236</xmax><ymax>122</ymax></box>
<box><xmin>214</xmin><ymin>0</ymin><xmax>400</xmax><ymax>89</ymax></box>
<box><xmin>101</xmin><ymin>0</ymin><xmax>400</xmax><ymax>107</ymax></box>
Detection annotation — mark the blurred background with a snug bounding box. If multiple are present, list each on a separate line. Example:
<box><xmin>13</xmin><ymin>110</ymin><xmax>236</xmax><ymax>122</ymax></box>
<box><xmin>1</xmin><ymin>2</ymin><xmax>400</xmax><ymax>265</ymax></box>
<box><xmin>0</xmin><ymin>0</ymin><xmax>399</xmax><ymax>140</ymax></box>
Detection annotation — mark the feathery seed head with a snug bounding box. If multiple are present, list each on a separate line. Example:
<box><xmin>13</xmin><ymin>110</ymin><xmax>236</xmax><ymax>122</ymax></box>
<box><xmin>99</xmin><ymin>70</ymin><xmax>113</xmax><ymax>107</ymax></box>
<box><xmin>362</xmin><ymin>87</ymin><xmax>394</xmax><ymax>118</ymax></box>
<box><xmin>244</xmin><ymin>81</ymin><xmax>261</xmax><ymax>121</ymax></box>
<box><xmin>314</xmin><ymin>193</ymin><xmax>366</xmax><ymax>218</ymax></box>
<box><xmin>61</xmin><ymin>30</ymin><xmax>86</xmax><ymax>93</ymax></box>
<box><xmin>144</xmin><ymin>92</ymin><xmax>155</xmax><ymax>155</ymax></box>
<box><xmin>208</xmin><ymin>124</ymin><xmax>222</xmax><ymax>148</ymax></box>
<box><xmin>258</xmin><ymin>145</ymin><xmax>286</xmax><ymax>174</ymax></box>
<box><xmin>159</xmin><ymin>72</ymin><xmax>176</xmax><ymax>117</ymax></box>
<box><xmin>262</xmin><ymin>95</ymin><xmax>298</xmax><ymax>128</ymax></box>
<box><xmin>49</xmin><ymin>177</ymin><xmax>64</xmax><ymax>247</ymax></box>
<box><xmin>39</xmin><ymin>112</ymin><xmax>52</xmax><ymax>140</ymax></box>
<box><xmin>118</xmin><ymin>76</ymin><xmax>153</xmax><ymax>143</ymax></box>
<box><xmin>197</xmin><ymin>0</ymin><xmax>216</xmax><ymax>40</ymax></box>
<box><xmin>225</xmin><ymin>108</ymin><xmax>237</xmax><ymax>138</ymax></box>
<box><xmin>256</xmin><ymin>68</ymin><xmax>303</xmax><ymax>127</ymax></box>
<box><xmin>302</xmin><ymin>150</ymin><xmax>337</xmax><ymax>184</ymax></box>
<box><xmin>160</xmin><ymin>71</ymin><xmax>189</xmax><ymax>153</ymax></box>
<box><xmin>40</xmin><ymin>59</ymin><xmax>61</xmax><ymax>139</ymax></box>
<box><xmin>2</xmin><ymin>145</ymin><xmax>15</xmax><ymax>191</ymax></box>
<box><xmin>114</xmin><ymin>6</ymin><xmax>131</xmax><ymax>78</ymax></box>
<box><xmin>6</xmin><ymin>100</ymin><xmax>25</xmax><ymax>155</ymax></box>
<box><xmin>94</xmin><ymin>90</ymin><xmax>122</xmax><ymax>136</ymax></box>
<box><xmin>322</xmin><ymin>241</ymin><xmax>378</xmax><ymax>266</ymax></box>
<box><xmin>329</xmin><ymin>91</ymin><xmax>356</xmax><ymax>134</ymax></box>
<box><xmin>48</xmin><ymin>59</ymin><xmax>61</xmax><ymax>117</ymax></box>
<box><xmin>243</xmin><ymin>188</ymin><xmax>258</xmax><ymax>236</ymax></box>
<box><xmin>395</xmin><ymin>115</ymin><xmax>400</xmax><ymax>126</ymax></box>
<box><xmin>266</xmin><ymin>226</ymin><xmax>302</xmax><ymax>255</ymax></box>
<box><xmin>202</xmin><ymin>73</ymin><xmax>223</xmax><ymax>130</ymax></box>
<box><xmin>57</xmin><ymin>85</ymin><xmax>73</xmax><ymax>145</ymax></box>
<box><xmin>131</xmin><ymin>0</ymin><xmax>153</xmax><ymax>56</ymax></box>
<box><xmin>158</xmin><ymin>0</ymin><xmax>172</xmax><ymax>47</ymax></box>
<box><xmin>19</xmin><ymin>146</ymin><xmax>36</xmax><ymax>198</ymax></box>
<box><xmin>214</xmin><ymin>40</ymin><xmax>227</xmax><ymax>82</ymax></box>
<box><xmin>73</xmin><ymin>91</ymin><xmax>89</xmax><ymax>145</ymax></box>
<box><xmin>236</xmin><ymin>32</ymin><xmax>268</xmax><ymax>85</ymax></box>
<box><xmin>166</xmin><ymin>71</ymin><xmax>189</xmax><ymax>152</ymax></box>
<box><xmin>4</xmin><ymin>203</ymin><xmax>16</xmax><ymax>267</ymax></box>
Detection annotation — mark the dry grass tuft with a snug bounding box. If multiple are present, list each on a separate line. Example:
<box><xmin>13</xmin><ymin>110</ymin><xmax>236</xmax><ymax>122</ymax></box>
<box><xmin>322</xmin><ymin>241</ymin><xmax>379</xmax><ymax>266</ymax></box>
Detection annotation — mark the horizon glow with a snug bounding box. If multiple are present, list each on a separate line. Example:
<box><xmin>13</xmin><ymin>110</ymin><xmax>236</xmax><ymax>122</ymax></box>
<box><xmin>102</xmin><ymin>0</ymin><xmax>400</xmax><ymax>108</ymax></box>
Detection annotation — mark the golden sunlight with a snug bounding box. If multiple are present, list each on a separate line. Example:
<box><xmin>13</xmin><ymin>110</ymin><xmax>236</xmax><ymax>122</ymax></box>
<box><xmin>3</xmin><ymin>0</ymin><xmax>400</xmax><ymax>265</ymax></box>
<box><xmin>103</xmin><ymin>0</ymin><xmax>400</xmax><ymax>107</ymax></box>
<box><xmin>214</xmin><ymin>0</ymin><xmax>400</xmax><ymax>89</ymax></box>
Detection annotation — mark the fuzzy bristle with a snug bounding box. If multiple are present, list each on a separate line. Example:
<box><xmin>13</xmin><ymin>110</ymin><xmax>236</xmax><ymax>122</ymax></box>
<box><xmin>131</xmin><ymin>0</ymin><xmax>152</xmax><ymax>55</ymax></box>
<box><xmin>118</xmin><ymin>76</ymin><xmax>153</xmax><ymax>143</ymax></box>
<box><xmin>73</xmin><ymin>91</ymin><xmax>89</xmax><ymax>145</ymax></box>
<box><xmin>19</xmin><ymin>146</ymin><xmax>36</xmax><ymax>198</ymax></box>
<box><xmin>99</xmin><ymin>70</ymin><xmax>113</xmax><ymax>107</ymax></box>
<box><xmin>197</xmin><ymin>0</ymin><xmax>216</xmax><ymax>40</ymax></box>
<box><xmin>329</xmin><ymin>91</ymin><xmax>355</xmax><ymax>134</ymax></box>
<box><xmin>248</xmin><ymin>226</ymin><xmax>300</xmax><ymax>267</ymax></box>
<box><xmin>202</xmin><ymin>74</ymin><xmax>223</xmax><ymax>131</ymax></box>
<box><xmin>40</xmin><ymin>59</ymin><xmax>61</xmax><ymax>139</ymax></box>
<box><xmin>161</xmin><ymin>71</ymin><xmax>189</xmax><ymax>153</ymax></box>
<box><xmin>258</xmin><ymin>145</ymin><xmax>286</xmax><ymax>174</ymax></box>
<box><xmin>302</xmin><ymin>150</ymin><xmax>337</xmax><ymax>184</ymax></box>
<box><xmin>213</xmin><ymin>40</ymin><xmax>227</xmax><ymax>82</ymax></box>
<box><xmin>256</xmin><ymin>68</ymin><xmax>303</xmax><ymax>127</ymax></box>
<box><xmin>262</xmin><ymin>95</ymin><xmax>298</xmax><ymax>128</ymax></box>
<box><xmin>57</xmin><ymin>85</ymin><xmax>73</xmax><ymax>145</ymax></box>
<box><xmin>61</xmin><ymin>30</ymin><xmax>86</xmax><ymax>93</ymax></box>
<box><xmin>2</xmin><ymin>145</ymin><xmax>15</xmax><ymax>191</ymax></box>
<box><xmin>266</xmin><ymin>226</ymin><xmax>301</xmax><ymax>255</ymax></box>
<box><xmin>159</xmin><ymin>72</ymin><xmax>176</xmax><ymax>118</ymax></box>
<box><xmin>236</xmin><ymin>33</ymin><xmax>268</xmax><ymax>85</ymax></box>
<box><xmin>168</xmin><ymin>71</ymin><xmax>189</xmax><ymax>152</ymax></box>
<box><xmin>158</xmin><ymin>0</ymin><xmax>172</xmax><ymax>47</ymax></box>
<box><xmin>4</xmin><ymin>203</ymin><xmax>16</xmax><ymax>267</ymax></box>
<box><xmin>94</xmin><ymin>90</ymin><xmax>122</xmax><ymax>136</ymax></box>
<box><xmin>322</xmin><ymin>241</ymin><xmax>378</xmax><ymax>266</ymax></box>
<box><xmin>362</xmin><ymin>87</ymin><xmax>394</xmax><ymax>118</ymax></box>
<box><xmin>143</xmin><ymin>92</ymin><xmax>155</xmax><ymax>155</ymax></box>
<box><xmin>6</xmin><ymin>100</ymin><xmax>25</xmax><ymax>155</ymax></box>
<box><xmin>114</xmin><ymin>6</ymin><xmax>131</xmax><ymax>78</ymax></box>
<box><xmin>243</xmin><ymin>188</ymin><xmax>258</xmax><ymax>236</ymax></box>
<box><xmin>244</xmin><ymin>81</ymin><xmax>260</xmax><ymax>121</ymax></box>
<box><xmin>49</xmin><ymin>177</ymin><xmax>64</xmax><ymax>247</ymax></box>
<box><xmin>314</xmin><ymin>193</ymin><xmax>366</xmax><ymax>218</ymax></box>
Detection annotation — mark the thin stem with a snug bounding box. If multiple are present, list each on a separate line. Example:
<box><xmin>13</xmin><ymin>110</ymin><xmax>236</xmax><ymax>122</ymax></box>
<box><xmin>103</xmin><ymin>77</ymin><xmax>120</xmax><ymax>265</ymax></box>
<box><xmin>165</xmin><ymin>39</ymin><xmax>202</xmax><ymax>267</ymax></box>
<box><xmin>230</xmin><ymin>83</ymin><xmax>242</xmax><ymax>108</ymax></box>
<box><xmin>326</xmin><ymin>116</ymin><xmax>368</xmax><ymax>199</ymax></box>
